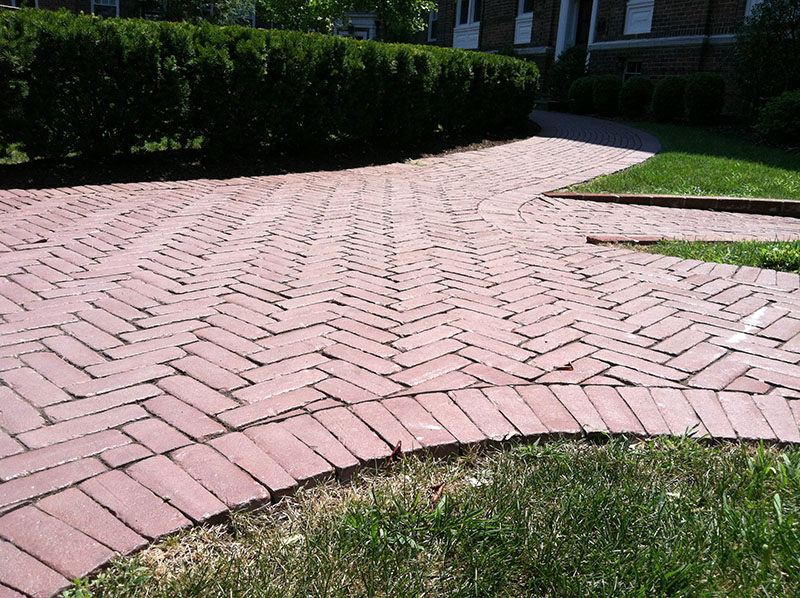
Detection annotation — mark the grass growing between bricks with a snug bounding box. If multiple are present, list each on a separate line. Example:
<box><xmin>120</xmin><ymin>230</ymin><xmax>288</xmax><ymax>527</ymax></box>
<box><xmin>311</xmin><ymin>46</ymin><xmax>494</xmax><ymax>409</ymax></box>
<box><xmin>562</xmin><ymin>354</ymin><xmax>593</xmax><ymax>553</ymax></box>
<box><xmin>570</xmin><ymin>122</ymin><xmax>800</xmax><ymax>200</ymax></box>
<box><xmin>623</xmin><ymin>239</ymin><xmax>800</xmax><ymax>273</ymax></box>
<box><xmin>65</xmin><ymin>438</ymin><xmax>800</xmax><ymax>597</ymax></box>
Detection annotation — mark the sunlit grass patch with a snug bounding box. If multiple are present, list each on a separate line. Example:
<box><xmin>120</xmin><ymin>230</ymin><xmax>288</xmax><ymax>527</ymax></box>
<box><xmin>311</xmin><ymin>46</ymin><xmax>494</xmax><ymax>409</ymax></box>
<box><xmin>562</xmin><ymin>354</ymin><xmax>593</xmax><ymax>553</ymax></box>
<box><xmin>571</xmin><ymin>122</ymin><xmax>800</xmax><ymax>200</ymax></box>
<box><xmin>65</xmin><ymin>438</ymin><xmax>800</xmax><ymax>598</ymax></box>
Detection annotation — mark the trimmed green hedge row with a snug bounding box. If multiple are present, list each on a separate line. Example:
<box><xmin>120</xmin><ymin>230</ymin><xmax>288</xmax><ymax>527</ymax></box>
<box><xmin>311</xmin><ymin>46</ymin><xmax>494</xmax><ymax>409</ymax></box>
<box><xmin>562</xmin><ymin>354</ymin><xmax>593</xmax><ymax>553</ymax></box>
<box><xmin>567</xmin><ymin>72</ymin><xmax>725</xmax><ymax>123</ymax></box>
<box><xmin>0</xmin><ymin>9</ymin><xmax>540</xmax><ymax>158</ymax></box>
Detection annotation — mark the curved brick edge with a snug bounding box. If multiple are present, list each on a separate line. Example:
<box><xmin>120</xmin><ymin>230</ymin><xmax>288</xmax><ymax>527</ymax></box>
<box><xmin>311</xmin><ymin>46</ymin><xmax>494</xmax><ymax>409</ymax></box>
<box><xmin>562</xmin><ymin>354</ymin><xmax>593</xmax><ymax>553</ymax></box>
<box><xmin>476</xmin><ymin>112</ymin><xmax>661</xmax><ymax>238</ymax></box>
<box><xmin>1</xmin><ymin>383</ymin><xmax>797</xmax><ymax>597</ymax></box>
<box><xmin>545</xmin><ymin>192</ymin><xmax>800</xmax><ymax>218</ymax></box>
<box><xmin>586</xmin><ymin>234</ymin><xmax>800</xmax><ymax>245</ymax></box>
<box><xmin>1</xmin><ymin>113</ymin><xmax>798</xmax><ymax>598</ymax></box>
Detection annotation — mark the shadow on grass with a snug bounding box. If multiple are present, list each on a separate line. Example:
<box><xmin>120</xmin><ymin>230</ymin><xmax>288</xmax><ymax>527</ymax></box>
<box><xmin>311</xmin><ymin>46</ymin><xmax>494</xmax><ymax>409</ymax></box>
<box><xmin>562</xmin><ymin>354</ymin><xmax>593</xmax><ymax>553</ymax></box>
<box><xmin>628</xmin><ymin>121</ymin><xmax>800</xmax><ymax>170</ymax></box>
<box><xmin>0</xmin><ymin>121</ymin><xmax>540</xmax><ymax>191</ymax></box>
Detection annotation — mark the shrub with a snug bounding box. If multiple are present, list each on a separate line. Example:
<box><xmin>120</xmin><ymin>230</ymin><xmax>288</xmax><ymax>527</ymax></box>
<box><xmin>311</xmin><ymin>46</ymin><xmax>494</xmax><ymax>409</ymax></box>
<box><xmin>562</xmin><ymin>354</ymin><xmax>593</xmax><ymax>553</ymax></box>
<box><xmin>735</xmin><ymin>0</ymin><xmax>800</xmax><ymax>104</ymax></box>
<box><xmin>568</xmin><ymin>76</ymin><xmax>595</xmax><ymax>114</ymax></box>
<box><xmin>548</xmin><ymin>44</ymin><xmax>587</xmax><ymax>104</ymax></box>
<box><xmin>591</xmin><ymin>74</ymin><xmax>622</xmax><ymax>116</ymax></box>
<box><xmin>652</xmin><ymin>76</ymin><xmax>687</xmax><ymax>122</ymax></box>
<box><xmin>684</xmin><ymin>72</ymin><xmax>725</xmax><ymax>124</ymax></box>
<box><xmin>754</xmin><ymin>89</ymin><xmax>800</xmax><ymax>143</ymax></box>
<box><xmin>619</xmin><ymin>76</ymin><xmax>654</xmax><ymax>117</ymax></box>
<box><xmin>0</xmin><ymin>9</ymin><xmax>540</xmax><ymax>158</ymax></box>
<box><xmin>760</xmin><ymin>242</ymin><xmax>800</xmax><ymax>272</ymax></box>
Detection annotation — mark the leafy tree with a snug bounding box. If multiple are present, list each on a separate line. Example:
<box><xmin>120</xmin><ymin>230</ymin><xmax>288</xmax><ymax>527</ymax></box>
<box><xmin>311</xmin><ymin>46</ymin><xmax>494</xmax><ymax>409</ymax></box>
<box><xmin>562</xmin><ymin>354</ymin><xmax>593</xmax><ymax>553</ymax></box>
<box><xmin>548</xmin><ymin>44</ymin><xmax>587</xmax><ymax>103</ymax></box>
<box><xmin>161</xmin><ymin>0</ymin><xmax>436</xmax><ymax>38</ymax></box>
<box><xmin>736</xmin><ymin>0</ymin><xmax>800</xmax><ymax>104</ymax></box>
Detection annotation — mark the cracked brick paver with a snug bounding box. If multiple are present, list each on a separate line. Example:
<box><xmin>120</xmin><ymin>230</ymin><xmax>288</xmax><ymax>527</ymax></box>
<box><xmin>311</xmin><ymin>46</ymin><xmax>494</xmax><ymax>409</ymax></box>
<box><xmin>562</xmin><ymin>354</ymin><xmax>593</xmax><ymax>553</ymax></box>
<box><xmin>1</xmin><ymin>111</ymin><xmax>800</xmax><ymax>596</ymax></box>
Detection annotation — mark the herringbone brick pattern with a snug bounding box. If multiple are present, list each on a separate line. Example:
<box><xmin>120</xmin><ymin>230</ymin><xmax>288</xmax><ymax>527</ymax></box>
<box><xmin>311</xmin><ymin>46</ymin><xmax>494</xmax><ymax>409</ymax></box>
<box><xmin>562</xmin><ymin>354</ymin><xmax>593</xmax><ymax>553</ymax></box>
<box><xmin>1</xmin><ymin>111</ymin><xmax>800</xmax><ymax>597</ymax></box>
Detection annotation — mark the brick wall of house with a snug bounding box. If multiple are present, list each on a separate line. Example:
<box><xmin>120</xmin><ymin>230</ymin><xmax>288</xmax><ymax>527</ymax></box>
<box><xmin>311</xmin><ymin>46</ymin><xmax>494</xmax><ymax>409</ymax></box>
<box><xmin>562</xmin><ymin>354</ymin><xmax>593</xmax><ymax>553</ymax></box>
<box><xmin>410</xmin><ymin>1</ymin><xmax>457</xmax><ymax>47</ymax></box>
<box><xmin>588</xmin><ymin>39</ymin><xmax>737</xmax><ymax>79</ymax></box>
<box><xmin>530</xmin><ymin>0</ymin><xmax>560</xmax><ymax>47</ymax></box>
<box><xmin>480</xmin><ymin>0</ymin><xmax>518</xmax><ymax>50</ymax></box>
<box><xmin>593</xmin><ymin>0</ymin><xmax>749</xmax><ymax>42</ymax></box>
<box><xmin>119</xmin><ymin>0</ymin><xmax>141</xmax><ymax>18</ymax></box>
<box><xmin>589</xmin><ymin>45</ymin><xmax>704</xmax><ymax>79</ymax></box>
<box><xmin>707</xmin><ymin>0</ymin><xmax>748</xmax><ymax>35</ymax></box>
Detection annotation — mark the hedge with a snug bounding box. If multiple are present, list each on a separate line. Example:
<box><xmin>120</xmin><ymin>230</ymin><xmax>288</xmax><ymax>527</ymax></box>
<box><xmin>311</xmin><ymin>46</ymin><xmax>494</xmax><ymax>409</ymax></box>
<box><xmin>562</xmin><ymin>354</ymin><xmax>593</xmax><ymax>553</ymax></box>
<box><xmin>755</xmin><ymin>89</ymin><xmax>800</xmax><ymax>144</ymax></box>
<box><xmin>684</xmin><ymin>72</ymin><xmax>725</xmax><ymax>125</ymax></box>
<box><xmin>568</xmin><ymin>76</ymin><xmax>595</xmax><ymax>114</ymax></box>
<box><xmin>619</xmin><ymin>76</ymin><xmax>653</xmax><ymax>117</ymax></box>
<box><xmin>592</xmin><ymin>74</ymin><xmax>622</xmax><ymax>116</ymax></box>
<box><xmin>652</xmin><ymin>76</ymin><xmax>687</xmax><ymax>122</ymax></box>
<box><xmin>0</xmin><ymin>9</ymin><xmax>540</xmax><ymax>158</ymax></box>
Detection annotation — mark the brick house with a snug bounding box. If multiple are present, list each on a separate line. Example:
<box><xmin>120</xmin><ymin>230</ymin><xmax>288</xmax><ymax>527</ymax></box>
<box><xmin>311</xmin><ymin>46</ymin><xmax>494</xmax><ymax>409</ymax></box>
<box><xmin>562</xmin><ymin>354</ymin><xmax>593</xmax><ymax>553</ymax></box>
<box><xmin>4</xmin><ymin>0</ymin><xmax>761</xmax><ymax>85</ymax></box>
<box><xmin>3</xmin><ymin>0</ymin><xmax>162</xmax><ymax>19</ymax></box>
<box><xmin>415</xmin><ymin>0</ymin><xmax>763</xmax><ymax>84</ymax></box>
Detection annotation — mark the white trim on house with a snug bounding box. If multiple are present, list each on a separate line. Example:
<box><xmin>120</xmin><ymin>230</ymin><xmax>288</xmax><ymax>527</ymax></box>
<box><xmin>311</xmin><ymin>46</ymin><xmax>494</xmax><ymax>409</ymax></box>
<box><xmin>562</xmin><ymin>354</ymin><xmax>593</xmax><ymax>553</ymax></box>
<box><xmin>91</xmin><ymin>0</ymin><xmax>119</xmax><ymax>17</ymax></box>
<box><xmin>554</xmin><ymin>0</ymin><xmax>573</xmax><ymax>56</ymax></box>
<box><xmin>514</xmin><ymin>45</ymin><xmax>554</xmax><ymax>56</ymax></box>
<box><xmin>746</xmin><ymin>0</ymin><xmax>763</xmax><ymax>16</ymax></box>
<box><xmin>588</xmin><ymin>33</ymin><xmax>737</xmax><ymax>51</ymax></box>
<box><xmin>514</xmin><ymin>0</ymin><xmax>533</xmax><ymax>45</ymax></box>
<box><xmin>453</xmin><ymin>0</ymin><xmax>480</xmax><ymax>49</ymax></box>
<box><xmin>624</xmin><ymin>0</ymin><xmax>654</xmax><ymax>35</ymax></box>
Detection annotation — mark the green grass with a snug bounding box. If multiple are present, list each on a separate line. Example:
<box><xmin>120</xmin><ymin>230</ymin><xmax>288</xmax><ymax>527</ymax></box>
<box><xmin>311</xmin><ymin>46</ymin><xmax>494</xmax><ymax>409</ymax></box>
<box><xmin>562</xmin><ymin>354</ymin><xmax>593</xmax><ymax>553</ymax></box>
<box><xmin>571</xmin><ymin>122</ymin><xmax>800</xmax><ymax>200</ymax></box>
<box><xmin>64</xmin><ymin>438</ymin><xmax>800</xmax><ymax>598</ymax></box>
<box><xmin>625</xmin><ymin>239</ymin><xmax>800</xmax><ymax>273</ymax></box>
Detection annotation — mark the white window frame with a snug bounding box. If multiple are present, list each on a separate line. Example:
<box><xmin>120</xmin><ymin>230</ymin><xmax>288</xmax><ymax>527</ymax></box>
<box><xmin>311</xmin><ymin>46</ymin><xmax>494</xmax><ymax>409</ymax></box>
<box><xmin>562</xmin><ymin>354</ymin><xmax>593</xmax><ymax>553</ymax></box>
<box><xmin>514</xmin><ymin>0</ymin><xmax>534</xmax><ymax>45</ymax></box>
<box><xmin>91</xmin><ymin>0</ymin><xmax>120</xmax><ymax>17</ymax></box>
<box><xmin>453</xmin><ymin>0</ymin><xmax>480</xmax><ymax>49</ymax></box>
<box><xmin>428</xmin><ymin>8</ymin><xmax>438</xmax><ymax>41</ymax></box>
<box><xmin>455</xmin><ymin>0</ymin><xmax>480</xmax><ymax>26</ymax></box>
<box><xmin>624</xmin><ymin>0</ymin><xmax>654</xmax><ymax>35</ymax></box>
<box><xmin>746</xmin><ymin>0</ymin><xmax>763</xmax><ymax>16</ymax></box>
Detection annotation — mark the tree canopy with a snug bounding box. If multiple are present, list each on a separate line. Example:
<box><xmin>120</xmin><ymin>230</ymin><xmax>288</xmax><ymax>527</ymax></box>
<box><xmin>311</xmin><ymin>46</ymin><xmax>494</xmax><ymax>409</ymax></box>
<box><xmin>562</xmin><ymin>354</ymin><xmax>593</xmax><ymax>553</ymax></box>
<box><xmin>164</xmin><ymin>0</ymin><xmax>437</xmax><ymax>39</ymax></box>
<box><xmin>736</xmin><ymin>0</ymin><xmax>800</xmax><ymax>103</ymax></box>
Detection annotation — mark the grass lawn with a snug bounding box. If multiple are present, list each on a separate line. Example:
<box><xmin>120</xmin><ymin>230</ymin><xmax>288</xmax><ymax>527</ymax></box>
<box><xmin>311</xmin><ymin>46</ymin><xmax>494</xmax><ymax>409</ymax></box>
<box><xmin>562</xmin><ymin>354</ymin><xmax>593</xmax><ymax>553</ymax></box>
<box><xmin>570</xmin><ymin>122</ymin><xmax>800</xmax><ymax>200</ymax></box>
<box><xmin>65</xmin><ymin>438</ymin><xmax>800</xmax><ymax>598</ymax></box>
<box><xmin>622</xmin><ymin>239</ymin><xmax>800</xmax><ymax>273</ymax></box>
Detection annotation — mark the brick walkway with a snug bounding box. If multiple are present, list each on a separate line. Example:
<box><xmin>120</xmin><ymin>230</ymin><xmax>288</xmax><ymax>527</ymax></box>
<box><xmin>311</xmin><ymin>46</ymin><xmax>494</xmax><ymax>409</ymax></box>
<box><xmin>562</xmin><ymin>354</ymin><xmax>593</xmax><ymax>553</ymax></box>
<box><xmin>2</xmin><ymin>111</ymin><xmax>800</xmax><ymax>597</ymax></box>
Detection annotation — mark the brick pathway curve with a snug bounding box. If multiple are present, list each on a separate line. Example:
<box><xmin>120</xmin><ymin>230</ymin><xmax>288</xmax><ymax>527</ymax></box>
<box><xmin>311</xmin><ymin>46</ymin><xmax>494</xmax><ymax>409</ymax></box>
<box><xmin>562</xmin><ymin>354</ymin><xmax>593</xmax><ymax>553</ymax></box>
<box><xmin>2</xmin><ymin>111</ymin><xmax>800</xmax><ymax>596</ymax></box>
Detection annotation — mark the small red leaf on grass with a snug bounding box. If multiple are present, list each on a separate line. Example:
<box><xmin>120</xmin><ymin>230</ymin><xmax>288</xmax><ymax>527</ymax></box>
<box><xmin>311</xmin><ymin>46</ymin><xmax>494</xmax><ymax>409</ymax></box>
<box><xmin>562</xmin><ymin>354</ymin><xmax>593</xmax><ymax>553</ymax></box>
<box><xmin>429</xmin><ymin>482</ymin><xmax>446</xmax><ymax>504</ymax></box>
<box><xmin>389</xmin><ymin>441</ymin><xmax>402</xmax><ymax>462</ymax></box>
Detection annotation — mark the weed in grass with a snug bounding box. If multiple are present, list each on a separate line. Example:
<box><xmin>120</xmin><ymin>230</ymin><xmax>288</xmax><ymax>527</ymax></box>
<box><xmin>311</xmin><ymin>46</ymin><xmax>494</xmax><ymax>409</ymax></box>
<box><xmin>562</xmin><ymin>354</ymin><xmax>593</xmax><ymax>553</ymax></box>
<box><xmin>570</xmin><ymin>122</ymin><xmax>800</xmax><ymax>200</ymax></box>
<box><xmin>63</xmin><ymin>438</ymin><xmax>800</xmax><ymax>598</ymax></box>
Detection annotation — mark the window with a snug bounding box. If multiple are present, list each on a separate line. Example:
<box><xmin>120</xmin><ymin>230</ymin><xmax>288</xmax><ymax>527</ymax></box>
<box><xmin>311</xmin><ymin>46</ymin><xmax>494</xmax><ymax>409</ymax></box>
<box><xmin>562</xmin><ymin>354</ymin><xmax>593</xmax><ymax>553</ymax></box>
<box><xmin>92</xmin><ymin>0</ymin><xmax>119</xmax><ymax>18</ymax></box>
<box><xmin>514</xmin><ymin>0</ymin><xmax>534</xmax><ymax>44</ymax></box>
<box><xmin>623</xmin><ymin>61</ymin><xmax>642</xmax><ymax>80</ymax></box>
<box><xmin>624</xmin><ymin>0</ymin><xmax>654</xmax><ymax>35</ymax></box>
<box><xmin>453</xmin><ymin>0</ymin><xmax>480</xmax><ymax>49</ymax></box>
<box><xmin>457</xmin><ymin>0</ymin><xmax>481</xmax><ymax>25</ymax></box>
<box><xmin>428</xmin><ymin>9</ymin><xmax>438</xmax><ymax>41</ymax></box>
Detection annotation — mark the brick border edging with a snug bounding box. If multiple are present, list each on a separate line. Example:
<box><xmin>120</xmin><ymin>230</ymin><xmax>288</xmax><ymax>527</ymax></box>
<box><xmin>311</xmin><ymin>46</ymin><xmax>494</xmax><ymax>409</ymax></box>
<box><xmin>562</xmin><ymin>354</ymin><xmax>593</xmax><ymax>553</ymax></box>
<box><xmin>5</xmin><ymin>382</ymin><xmax>797</xmax><ymax>598</ymax></box>
<box><xmin>544</xmin><ymin>192</ymin><xmax>800</xmax><ymax>218</ymax></box>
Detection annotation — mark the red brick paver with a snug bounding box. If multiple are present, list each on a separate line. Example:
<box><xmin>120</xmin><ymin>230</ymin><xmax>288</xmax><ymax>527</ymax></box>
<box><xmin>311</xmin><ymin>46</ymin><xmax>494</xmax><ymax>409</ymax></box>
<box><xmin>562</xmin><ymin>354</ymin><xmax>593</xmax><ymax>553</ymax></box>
<box><xmin>1</xmin><ymin>111</ymin><xmax>800</xmax><ymax>596</ymax></box>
